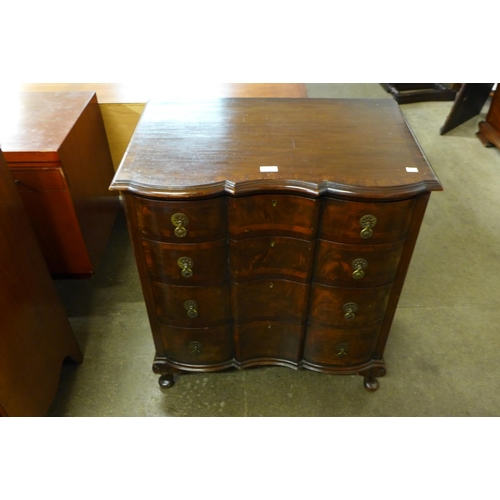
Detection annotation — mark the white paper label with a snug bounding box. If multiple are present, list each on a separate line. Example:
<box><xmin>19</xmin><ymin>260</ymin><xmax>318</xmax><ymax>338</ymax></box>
<box><xmin>406</xmin><ymin>167</ymin><xmax>419</xmax><ymax>173</ymax></box>
<box><xmin>260</xmin><ymin>166</ymin><xmax>279</xmax><ymax>172</ymax></box>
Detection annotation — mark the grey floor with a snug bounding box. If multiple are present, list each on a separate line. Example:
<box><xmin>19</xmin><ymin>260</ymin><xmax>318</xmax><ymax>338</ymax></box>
<box><xmin>48</xmin><ymin>83</ymin><xmax>500</xmax><ymax>417</ymax></box>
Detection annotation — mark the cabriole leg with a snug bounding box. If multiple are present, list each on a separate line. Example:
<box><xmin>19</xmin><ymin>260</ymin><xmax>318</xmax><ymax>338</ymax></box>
<box><xmin>359</xmin><ymin>366</ymin><xmax>386</xmax><ymax>392</ymax></box>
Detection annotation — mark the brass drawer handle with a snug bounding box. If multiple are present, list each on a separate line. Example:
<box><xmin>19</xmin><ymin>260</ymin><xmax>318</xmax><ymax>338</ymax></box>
<box><xmin>189</xmin><ymin>341</ymin><xmax>202</xmax><ymax>355</ymax></box>
<box><xmin>171</xmin><ymin>213</ymin><xmax>189</xmax><ymax>238</ymax></box>
<box><xmin>351</xmin><ymin>258</ymin><xmax>368</xmax><ymax>279</ymax></box>
<box><xmin>336</xmin><ymin>343</ymin><xmax>349</xmax><ymax>358</ymax></box>
<box><xmin>184</xmin><ymin>300</ymin><xmax>198</xmax><ymax>318</ymax></box>
<box><xmin>343</xmin><ymin>302</ymin><xmax>358</xmax><ymax>321</ymax></box>
<box><xmin>359</xmin><ymin>214</ymin><xmax>377</xmax><ymax>239</ymax></box>
<box><xmin>177</xmin><ymin>257</ymin><xmax>194</xmax><ymax>278</ymax></box>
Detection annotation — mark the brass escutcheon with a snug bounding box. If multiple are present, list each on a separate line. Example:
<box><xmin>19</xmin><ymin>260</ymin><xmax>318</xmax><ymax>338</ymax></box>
<box><xmin>343</xmin><ymin>302</ymin><xmax>359</xmax><ymax>321</ymax></box>
<box><xmin>351</xmin><ymin>258</ymin><xmax>368</xmax><ymax>279</ymax></box>
<box><xmin>336</xmin><ymin>342</ymin><xmax>349</xmax><ymax>358</ymax></box>
<box><xmin>272</xmin><ymin>199</ymin><xmax>277</xmax><ymax>207</ymax></box>
<box><xmin>184</xmin><ymin>300</ymin><xmax>198</xmax><ymax>318</ymax></box>
<box><xmin>359</xmin><ymin>214</ymin><xmax>377</xmax><ymax>239</ymax></box>
<box><xmin>171</xmin><ymin>213</ymin><xmax>189</xmax><ymax>238</ymax></box>
<box><xmin>177</xmin><ymin>257</ymin><xmax>194</xmax><ymax>278</ymax></box>
<box><xmin>189</xmin><ymin>341</ymin><xmax>202</xmax><ymax>355</ymax></box>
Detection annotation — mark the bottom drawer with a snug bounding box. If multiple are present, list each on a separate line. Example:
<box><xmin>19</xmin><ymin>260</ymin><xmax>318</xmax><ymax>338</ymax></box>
<box><xmin>160</xmin><ymin>324</ymin><xmax>233</xmax><ymax>367</ymax></box>
<box><xmin>235</xmin><ymin>321</ymin><xmax>304</xmax><ymax>363</ymax></box>
<box><xmin>303</xmin><ymin>325</ymin><xmax>380</xmax><ymax>367</ymax></box>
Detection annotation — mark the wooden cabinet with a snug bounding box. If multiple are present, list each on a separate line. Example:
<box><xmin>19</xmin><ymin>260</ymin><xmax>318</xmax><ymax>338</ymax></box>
<box><xmin>111</xmin><ymin>98</ymin><xmax>442</xmax><ymax>391</ymax></box>
<box><xmin>0</xmin><ymin>149</ymin><xmax>82</xmax><ymax>417</ymax></box>
<box><xmin>0</xmin><ymin>91</ymin><xmax>121</xmax><ymax>277</ymax></box>
<box><xmin>477</xmin><ymin>87</ymin><xmax>500</xmax><ymax>149</ymax></box>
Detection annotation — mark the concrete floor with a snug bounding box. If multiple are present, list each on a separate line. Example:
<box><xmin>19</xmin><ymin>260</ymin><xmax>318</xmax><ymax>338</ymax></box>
<box><xmin>48</xmin><ymin>83</ymin><xmax>500</xmax><ymax>416</ymax></box>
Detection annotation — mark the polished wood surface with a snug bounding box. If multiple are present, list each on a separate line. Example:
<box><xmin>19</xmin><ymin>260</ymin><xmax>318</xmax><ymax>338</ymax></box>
<box><xmin>16</xmin><ymin>83</ymin><xmax>307</xmax><ymax>103</ymax></box>
<box><xmin>0</xmin><ymin>91</ymin><xmax>121</xmax><ymax>277</ymax></box>
<box><xmin>477</xmin><ymin>88</ymin><xmax>500</xmax><ymax>148</ymax></box>
<box><xmin>113</xmin><ymin>98</ymin><xmax>442</xmax><ymax>391</ymax></box>
<box><xmin>0</xmin><ymin>149</ymin><xmax>82</xmax><ymax>417</ymax></box>
<box><xmin>112</xmin><ymin>99</ymin><xmax>441</xmax><ymax>199</ymax></box>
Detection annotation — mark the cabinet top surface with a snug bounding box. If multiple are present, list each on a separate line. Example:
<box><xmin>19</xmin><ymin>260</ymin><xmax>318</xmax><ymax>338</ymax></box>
<box><xmin>111</xmin><ymin>98</ymin><xmax>442</xmax><ymax>199</ymax></box>
<box><xmin>0</xmin><ymin>91</ymin><xmax>96</xmax><ymax>162</ymax></box>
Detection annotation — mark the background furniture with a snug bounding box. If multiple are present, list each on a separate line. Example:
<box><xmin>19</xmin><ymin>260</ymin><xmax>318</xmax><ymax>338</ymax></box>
<box><xmin>477</xmin><ymin>87</ymin><xmax>500</xmax><ymax>148</ymax></box>
<box><xmin>440</xmin><ymin>83</ymin><xmax>494</xmax><ymax>134</ymax></box>
<box><xmin>381</xmin><ymin>83</ymin><xmax>458</xmax><ymax>104</ymax></box>
<box><xmin>0</xmin><ymin>91</ymin><xmax>120</xmax><ymax>277</ymax></box>
<box><xmin>111</xmin><ymin>98</ymin><xmax>442</xmax><ymax>391</ymax></box>
<box><xmin>0</xmin><ymin>149</ymin><xmax>82</xmax><ymax>417</ymax></box>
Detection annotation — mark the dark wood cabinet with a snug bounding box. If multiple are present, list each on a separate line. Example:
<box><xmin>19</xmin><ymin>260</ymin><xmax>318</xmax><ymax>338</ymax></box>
<box><xmin>0</xmin><ymin>149</ymin><xmax>82</xmax><ymax>417</ymax></box>
<box><xmin>477</xmin><ymin>88</ymin><xmax>500</xmax><ymax>149</ymax></box>
<box><xmin>0</xmin><ymin>91</ymin><xmax>121</xmax><ymax>277</ymax></box>
<box><xmin>111</xmin><ymin>98</ymin><xmax>442</xmax><ymax>391</ymax></box>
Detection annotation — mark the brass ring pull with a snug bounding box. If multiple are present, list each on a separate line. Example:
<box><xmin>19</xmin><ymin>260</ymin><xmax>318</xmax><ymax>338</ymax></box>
<box><xmin>336</xmin><ymin>342</ymin><xmax>349</xmax><ymax>358</ymax></box>
<box><xmin>189</xmin><ymin>341</ymin><xmax>202</xmax><ymax>355</ymax></box>
<box><xmin>359</xmin><ymin>214</ymin><xmax>377</xmax><ymax>239</ymax></box>
<box><xmin>184</xmin><ymin>300</ymin><xmax>198</xmax><ymax>318</ymax></box>
<box><xmin>171</xmin><ymin>213</ymin><xmax>189</xmax><ymax>238</ymax></box>
<box><xmin>343</xmin><ymin>302</ymin><xmax>358</xmax><ymax>321</ymax></box>
<box><xmin>177</xmin><ymin>257</ymin><xmax>194</xmax><ymax>278</ymax></box>
<box><xmin>351</xmin><ymin>258</ymin><xmax>368</xmax><ymax>279</ymax></box>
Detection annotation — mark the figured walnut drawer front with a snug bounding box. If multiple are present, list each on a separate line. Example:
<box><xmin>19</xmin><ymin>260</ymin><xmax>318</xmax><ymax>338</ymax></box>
<box><xmin>229</xmin><ymin>236</ymin><xmax>315</xmax><ymax>283</ymax></box>
<box><xmin>142</xmin><ymin>238</ymin><xmax>228</xmax><ymax>285</ymax></box>
<box><xmin>303</xmin><ymin>325</ymin><xmax>381</xmax><ymax>367</ymax></box>
<box><xmin>319</xmin><ymin>197</ymin><xmax>416</xmax><ymax>244</ymax></box>
<box><xmin>308</xmin><ymin>282</ymin><xmax>393</xmax><ymax>328</ymax></box>
<box><xmin>228</xmin><ymin>194</ymin><xmax>319</xmax><ymax>239</ymax></box>
<box><xmin>160</xmin><ymin>324</ymin><xmax>233</xmax><ymax>367</ymax></box>
<box><xmin>314</xmin><ymin>240</ymin><xmax>404</xmax><ymax>287</ymax></box>
<box><xmin>231</xmin><ymin>280</ymin><xmax>310</xmax><ymax>323</ymax></box>
<box><xmin>151</xmin><ymin>282</ymin><xmax>230</xmax><ymax>327</ymax></box>
<box><xmin>134</xmin><ymin>196</ymin><xmax>226</xmax><ymax>242</ymax></box>
<box><xmin>10</xmin><ymin>168</ymin><xmax>67</xmax><ymax>191</ymax></box>
<box><xmin>235</xmin><ymin>321</ymin><xmax>304</xmax><ymax>363</ymax></box>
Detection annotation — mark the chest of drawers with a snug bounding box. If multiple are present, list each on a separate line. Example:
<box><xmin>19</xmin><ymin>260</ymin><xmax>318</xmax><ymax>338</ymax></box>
<box><xmin>111</xmin><ymin>98</ymin><xmax>442</xmax><ymax>391</ymax></box>
<box><xmin>0</xmin><ymin>92</ymin><xmax>120</xmax><ymax>277</ymax></box>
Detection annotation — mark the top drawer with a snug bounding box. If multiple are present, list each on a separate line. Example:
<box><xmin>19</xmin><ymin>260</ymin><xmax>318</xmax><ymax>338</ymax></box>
<box><xmin>228</xmin><ymin>194</ymin><xmax>319</xmax><ymax>239</ymax></box>
<box><xmin>134</xmin><ymin>196</ymin><xmax>227</xmax><ymax>242</ymax></box>
<box><xmin>319</xmin><ymin>197</ymin><xmax>416</xmax><ymax>244</ymax></box>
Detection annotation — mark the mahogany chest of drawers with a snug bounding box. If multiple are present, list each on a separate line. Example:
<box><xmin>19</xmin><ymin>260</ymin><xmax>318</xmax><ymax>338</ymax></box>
<box><xmin>111</xmin><ymin>98</ymin><xmax>442</xmax><ymax>391</ymax></box>
<box><xmin>0</xmin><ymin>92</ymin><xmax>120</xmax><ymax>277</ymax></box>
